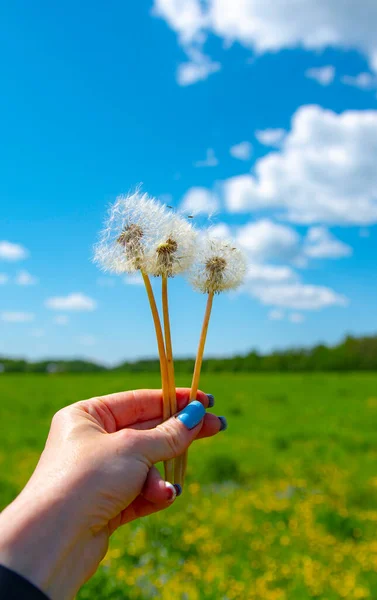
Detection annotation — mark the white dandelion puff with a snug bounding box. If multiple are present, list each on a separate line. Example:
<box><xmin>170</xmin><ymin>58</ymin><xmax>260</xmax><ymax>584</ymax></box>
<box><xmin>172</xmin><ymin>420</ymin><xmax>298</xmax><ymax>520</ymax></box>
<box><xmin>145</xmin><ymin>213</ymin><xmax>198</xmax><ymax>278</ymax></box>
<box><xmin>93</xmin><ymin>191</ymin><xmax>170</xmax><ymax>274</ymax></box>
<box><xmin>189</xmin><ymin>237</ymin><xmax>247</xmax><ymax>294</ymax></box>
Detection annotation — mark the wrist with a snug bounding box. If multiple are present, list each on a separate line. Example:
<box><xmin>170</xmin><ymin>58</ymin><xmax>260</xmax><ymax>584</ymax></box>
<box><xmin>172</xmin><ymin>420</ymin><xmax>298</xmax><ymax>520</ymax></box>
<box><xmin>0</xmin><ymin>489</ymin><xmax>95</xmax><ymax>600</ymax></box>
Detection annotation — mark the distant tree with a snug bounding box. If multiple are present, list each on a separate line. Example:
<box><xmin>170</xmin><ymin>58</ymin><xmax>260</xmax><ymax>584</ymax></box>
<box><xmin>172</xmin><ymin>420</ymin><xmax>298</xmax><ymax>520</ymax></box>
<box><xmin>1</xmin><ymin>333</ymin><xmax>377</xmax><ymax>373</ymax></box>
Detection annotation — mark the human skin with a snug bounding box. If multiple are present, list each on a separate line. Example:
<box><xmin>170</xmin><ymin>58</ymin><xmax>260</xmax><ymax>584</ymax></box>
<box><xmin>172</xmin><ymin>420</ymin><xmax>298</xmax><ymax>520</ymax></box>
<box><xmin>0</xmin><ymin>388</ymin><xmax>224</xmax><ymax>600</ymax></box>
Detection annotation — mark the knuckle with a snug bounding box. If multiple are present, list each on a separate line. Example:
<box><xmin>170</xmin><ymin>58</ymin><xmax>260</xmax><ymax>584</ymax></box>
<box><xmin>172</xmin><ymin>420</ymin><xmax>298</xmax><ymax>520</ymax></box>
<box><xmin>51</xmin><ymin>408</ymin><xmax>65</xmax><ymax>425</ymax></box>
<box><xmin>117</xmin><ymin>428</ymin><xmax>143</xmax><ymax>454</ymax></box>
<box><xmin>51</xmin><ymin>403</ymin><xmax>81</xmax><ymax>431</ymax></box>
<box><xmin>163</xmin><ymin>422</ymin><xmax>184</xmax><ymax>456</ymax></box>
<box><xmin>121</xmin><ymin>427</ymin><xmax>139</xmax><ymax>447</ymax></box>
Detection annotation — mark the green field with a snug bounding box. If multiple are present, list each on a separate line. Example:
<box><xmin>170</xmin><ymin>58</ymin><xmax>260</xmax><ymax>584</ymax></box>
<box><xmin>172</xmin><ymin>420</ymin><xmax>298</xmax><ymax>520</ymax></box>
<box><xmin>1</xmin><ymin>372</ymin><xmax>377</xmax><ymax>599</ymax></box>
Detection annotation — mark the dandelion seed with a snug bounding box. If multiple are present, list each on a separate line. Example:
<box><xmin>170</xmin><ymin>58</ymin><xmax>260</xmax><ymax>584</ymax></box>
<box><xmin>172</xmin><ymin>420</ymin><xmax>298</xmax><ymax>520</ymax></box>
<box><xmin>93</xmin><ymin>191</ymin><xmax>170</xmax><ymax>274</ymax></box>
<box><xmin>146</xmin><ymin>214</ymin><xmax>197</xmax><ymax>278</ymax></box>
<box><xmin>189</xmin><ymin>237</ymin><xmax>247</xmax><ymax>294</ymax></box>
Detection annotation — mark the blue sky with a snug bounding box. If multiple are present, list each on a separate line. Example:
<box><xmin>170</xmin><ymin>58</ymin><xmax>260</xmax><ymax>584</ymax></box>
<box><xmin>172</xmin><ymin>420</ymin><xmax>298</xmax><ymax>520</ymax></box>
<box><xmin>1</xmin><ymin>0</ymin><xmax>377</xmax><ymax>365</ymax></box>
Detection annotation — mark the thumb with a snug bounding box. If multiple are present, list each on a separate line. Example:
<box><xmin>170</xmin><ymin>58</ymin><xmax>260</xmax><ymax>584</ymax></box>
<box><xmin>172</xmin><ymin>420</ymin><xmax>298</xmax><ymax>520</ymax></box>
<box><xmin>134</xmin><ymin>401</ymin><xmax>206</xmax><ymax>464</ymax></box>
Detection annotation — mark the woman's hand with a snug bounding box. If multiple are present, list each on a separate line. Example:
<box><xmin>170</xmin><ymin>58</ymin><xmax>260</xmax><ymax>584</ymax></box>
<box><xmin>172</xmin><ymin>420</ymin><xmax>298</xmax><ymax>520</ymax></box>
<box><xmin>0</xmin><ymin>388</ymin><xmax>224</xmax><ymax>600</ymax></box>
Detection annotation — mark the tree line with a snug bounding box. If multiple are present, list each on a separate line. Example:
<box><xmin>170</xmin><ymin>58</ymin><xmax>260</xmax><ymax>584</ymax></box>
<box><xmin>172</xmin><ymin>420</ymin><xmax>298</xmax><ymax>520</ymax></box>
<box><xmin>1</xmin><ymin>334</ymin><xmax>377</xmax><ymax>373</ymax></box>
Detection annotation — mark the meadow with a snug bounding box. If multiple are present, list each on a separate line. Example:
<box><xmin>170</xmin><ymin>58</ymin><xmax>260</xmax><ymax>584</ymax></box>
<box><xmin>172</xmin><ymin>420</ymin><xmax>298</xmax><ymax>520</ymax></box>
<box><xmin>1</xmin><ymin>372</ymin><xmax>377</xmax><ymax>599</ymax></box>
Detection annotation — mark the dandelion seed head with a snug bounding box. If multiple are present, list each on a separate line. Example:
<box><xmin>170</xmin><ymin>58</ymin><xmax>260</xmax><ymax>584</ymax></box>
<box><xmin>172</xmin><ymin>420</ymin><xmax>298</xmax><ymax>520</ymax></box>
<box><xmin>146</xmin><ymin>214</ymin><xmax>197</xmax><ymax>278</ymax></box>
<box><xmin>157</xmin><ymin>237</ymin><xmax>178</xmax><ymax>256</ymax></box>
<box><xmin>93</xmin><ymin>192</ymin><xmax>170</xmax><ymax>274</ymax></box>
<box><xmin>189</xmin><ymin>237</ymin><xmax>247</xmax><ymax>294</ymax></box>
<box><xmin>117</xmin><ymin>223</ymin><xmax>143</xmax><ymax>247</ymax></box>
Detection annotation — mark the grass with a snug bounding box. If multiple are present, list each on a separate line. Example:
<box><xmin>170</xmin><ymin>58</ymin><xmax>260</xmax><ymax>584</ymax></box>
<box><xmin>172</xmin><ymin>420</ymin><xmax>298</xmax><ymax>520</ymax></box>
<box><xmin>1</xmin><ymin>372</ymin><xmax>377</xmax><ymax>599</ymax></box>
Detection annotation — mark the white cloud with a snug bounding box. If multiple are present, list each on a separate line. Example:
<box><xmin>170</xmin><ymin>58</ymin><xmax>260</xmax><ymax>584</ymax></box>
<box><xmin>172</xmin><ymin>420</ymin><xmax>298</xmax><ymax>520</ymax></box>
<box><xmin>124</xmin><ymin>273</ymin><xmax>144</xmax><ymax>286</ymax></box>
<box><xmin>224</xmin><ymin>105</ymin><xmax>377</xmax><ymax>225</ymax></box>
<box><xmin>305</xmin><ymin>65</ymin><xmax>335</xmax><ymax>85</ymax></box>
<box><xmin>181</xmin><ymin>187</ymin><xmax>219</xmax><ymax>215</ymax></box>
<box><xmin>208</xmin><ymin>223</ymin><xmax>232</xmax><ymax>239</ymax></box>
<box><xmin>45</xmin><ymin>293</ymin><xmax>97</xmax><ymax>311</ymax></box>
<box><xmin>0</xmin><ymin>241</ymin><xmax>29</xmax><ymax>261</ymax></box>
<box><xmin>236</xmin><ymin>229</ymin><xmax>350</xmax><ymax>312</ymax></box>
<box><xmin>15</xmin><ymin>270</ymin><xmax>39</xmax><ymax>285</ymax></box>
<box><xmin>152</xmin><ymin>0</ymin><xmax>377</xmax><ymax>82</ymax></box>
<box><xmin>208</xmin><ymin>0</ymin><xmax>377</xmax><ymax>65</ymax></box>
<box><xmin>236</xmin><ymin>219</ymin><xmax>300</xmax><ymax>262</ymax></box>
<box><xmin>246</xmin><ymin>264</ymin><xmax>297</xmax><ymax>285</ymax></box>
<box><xmin>177</xmin><ymin>49</ymin><xmax>221</xmax><ymax>85</ymax></box>
<box><xmin>0</xmin><ymin>271</ymin><xmax>39</xmax><ymax>285</ymax></box>
<box><xmin>289</xmin><ymin>312</ymin><xmax>305</xmax><ymax>324</ymax></box>
<box><xmin>249</xmin><ymin>282</ymin><xmax>348</xmax><ymax>310</ymax></box>
<box><xmin>255</xmin><ymin>128</ymin><xmax>286</xmax><ymax>147</ymax></box>
<box><xmin>268</xmin><ymin>309</ymin><xmax>306</xmax><ymax>323</ymax></box>
<box><xmin>1</xmin><ymin>311</ymin><xmax>35</xmax><ymax>322</ymax></box>
<box><xmin>230</xmin><ymin>141</ymin><xmax>253</xmax><ymax>160</ymax></box>
<box><xmin>222</xmin><ymin>175</ymin><xmax>262</xmax><ymax>212</ymax></box>
<box><xmin>269</xmin><ymin>309</ymin><xmax>284</xmax><ymax>320</ymax></box>
<box><xmin>152</xmin><ymin>0</ymin><xmax>205</xmax><ymax>45</ymax></box>
<box><xmin>341</xmin><ymin>72</ymin><xmax>376</xmax><ymax>90</ymax></box>
<box><xmin>152</xmin><ymin>2</ymin><xmax>220</xmax><ymax>85</ymax></box>
<box><xmin>77</xmin><ymin>335</ymin><xmax>96</xmax><ymax>347</ymax></box>
<box><xmin>304</xmin><ymin>227</ymin><xmax>353</xmax><ymax>258</ymax></box>
<box><xmin>53</xmin><ymin>315</ymin><xmax>69</xmax><ymax>325</ymax></box>
<box><xmin>194</xmin><ymin>148</ymin><xmax>218</xmax><ymax>167</ymax></box>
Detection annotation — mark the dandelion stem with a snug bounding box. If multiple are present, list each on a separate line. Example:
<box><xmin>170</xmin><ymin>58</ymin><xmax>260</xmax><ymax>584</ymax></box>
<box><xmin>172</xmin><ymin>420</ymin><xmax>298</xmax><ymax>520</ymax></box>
<box><xmin>162</xmin><ymin>275</ymin><xmax>177</xmax><ymax>483</ymax></box>
<box><xmin>141</xmin><ymin>271</ymin><xmax>173</xmax><ymax>482</ymax></box>
<box><xmin>177</xmin><ymin>291</ymin><xmax>214</xmax><ymax>486</ymax></box>
<box><xmin>189</xmin><ymin>291</ymin><xmax>214</xmax><ymax>400</ymax></box>
<box><xmin>162</xmin><ymin>276</ymin><xmax>177</xmax><ymax>413</ymax></box>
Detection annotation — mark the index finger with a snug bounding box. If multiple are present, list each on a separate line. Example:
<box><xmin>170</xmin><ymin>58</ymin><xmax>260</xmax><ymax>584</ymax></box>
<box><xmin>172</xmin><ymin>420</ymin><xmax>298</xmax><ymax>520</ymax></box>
<box><xmin>83</xmin><ymin>388</ymin><xmax>210</xmax><ymax>430</ymax></box>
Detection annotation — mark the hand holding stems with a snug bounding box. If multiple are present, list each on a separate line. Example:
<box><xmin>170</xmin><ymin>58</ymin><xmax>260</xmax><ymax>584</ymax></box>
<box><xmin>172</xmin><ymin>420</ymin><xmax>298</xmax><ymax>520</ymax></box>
<box><xmin>94</xmin><ymin>193</ymin><xmax>197</xmax><ymax>483</ymax></box>
<box><xmin>0</xmin><ymin>389</ymin><xmax>223</xmax><ymax>600</ymax></box>
<box><xmin>94</xmin><ymin>192</ymin><xmax>246</xmax><ymax>487</ymax></box>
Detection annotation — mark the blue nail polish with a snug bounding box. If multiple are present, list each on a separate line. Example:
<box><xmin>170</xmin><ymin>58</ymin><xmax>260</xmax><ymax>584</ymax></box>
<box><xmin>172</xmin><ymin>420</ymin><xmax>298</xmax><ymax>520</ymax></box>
<box><xmin>218</xmin><ymin>416</ymin><xmax>228</xmax><ymax>431</ymax></box>
<box><xmin>206</xmin><ymin>393</ymin><xmax>215</xmax><ymax>408</ymax></box>
<box><xmin>174</xmin><ymin>484</ymin><xmax>182</xmax><ymax>497</ymax></box>
<box><xmin>176</xmin><ymin>400</ymin><xmax>206</xmax><ymax>430</ymax></box>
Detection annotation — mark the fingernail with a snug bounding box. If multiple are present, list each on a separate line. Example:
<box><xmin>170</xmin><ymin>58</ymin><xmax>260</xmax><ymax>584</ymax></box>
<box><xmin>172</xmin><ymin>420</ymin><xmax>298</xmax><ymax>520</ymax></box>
<box><xmin>176</xmin><ymin>400</ymin><xmax>206</xmax><ymax>430</ymax></box>
<box><xmin>165</xmin><ymin>482</ymin><xmax>177</xmax><ymax>503</ymax></box>
<box><xmin>206</xmin><ymin>393</ymin><xmax>215</xmax><ymax>408</ymax></box>
<box><xmin>173</xmin><ymin>483</ymin><xmax>182</xmax><ymax>497</ymax></box>
<box><xmin>218</xmin><ymin>416</ymin><xmax>228</xmax><ymax>432</ymax></box>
